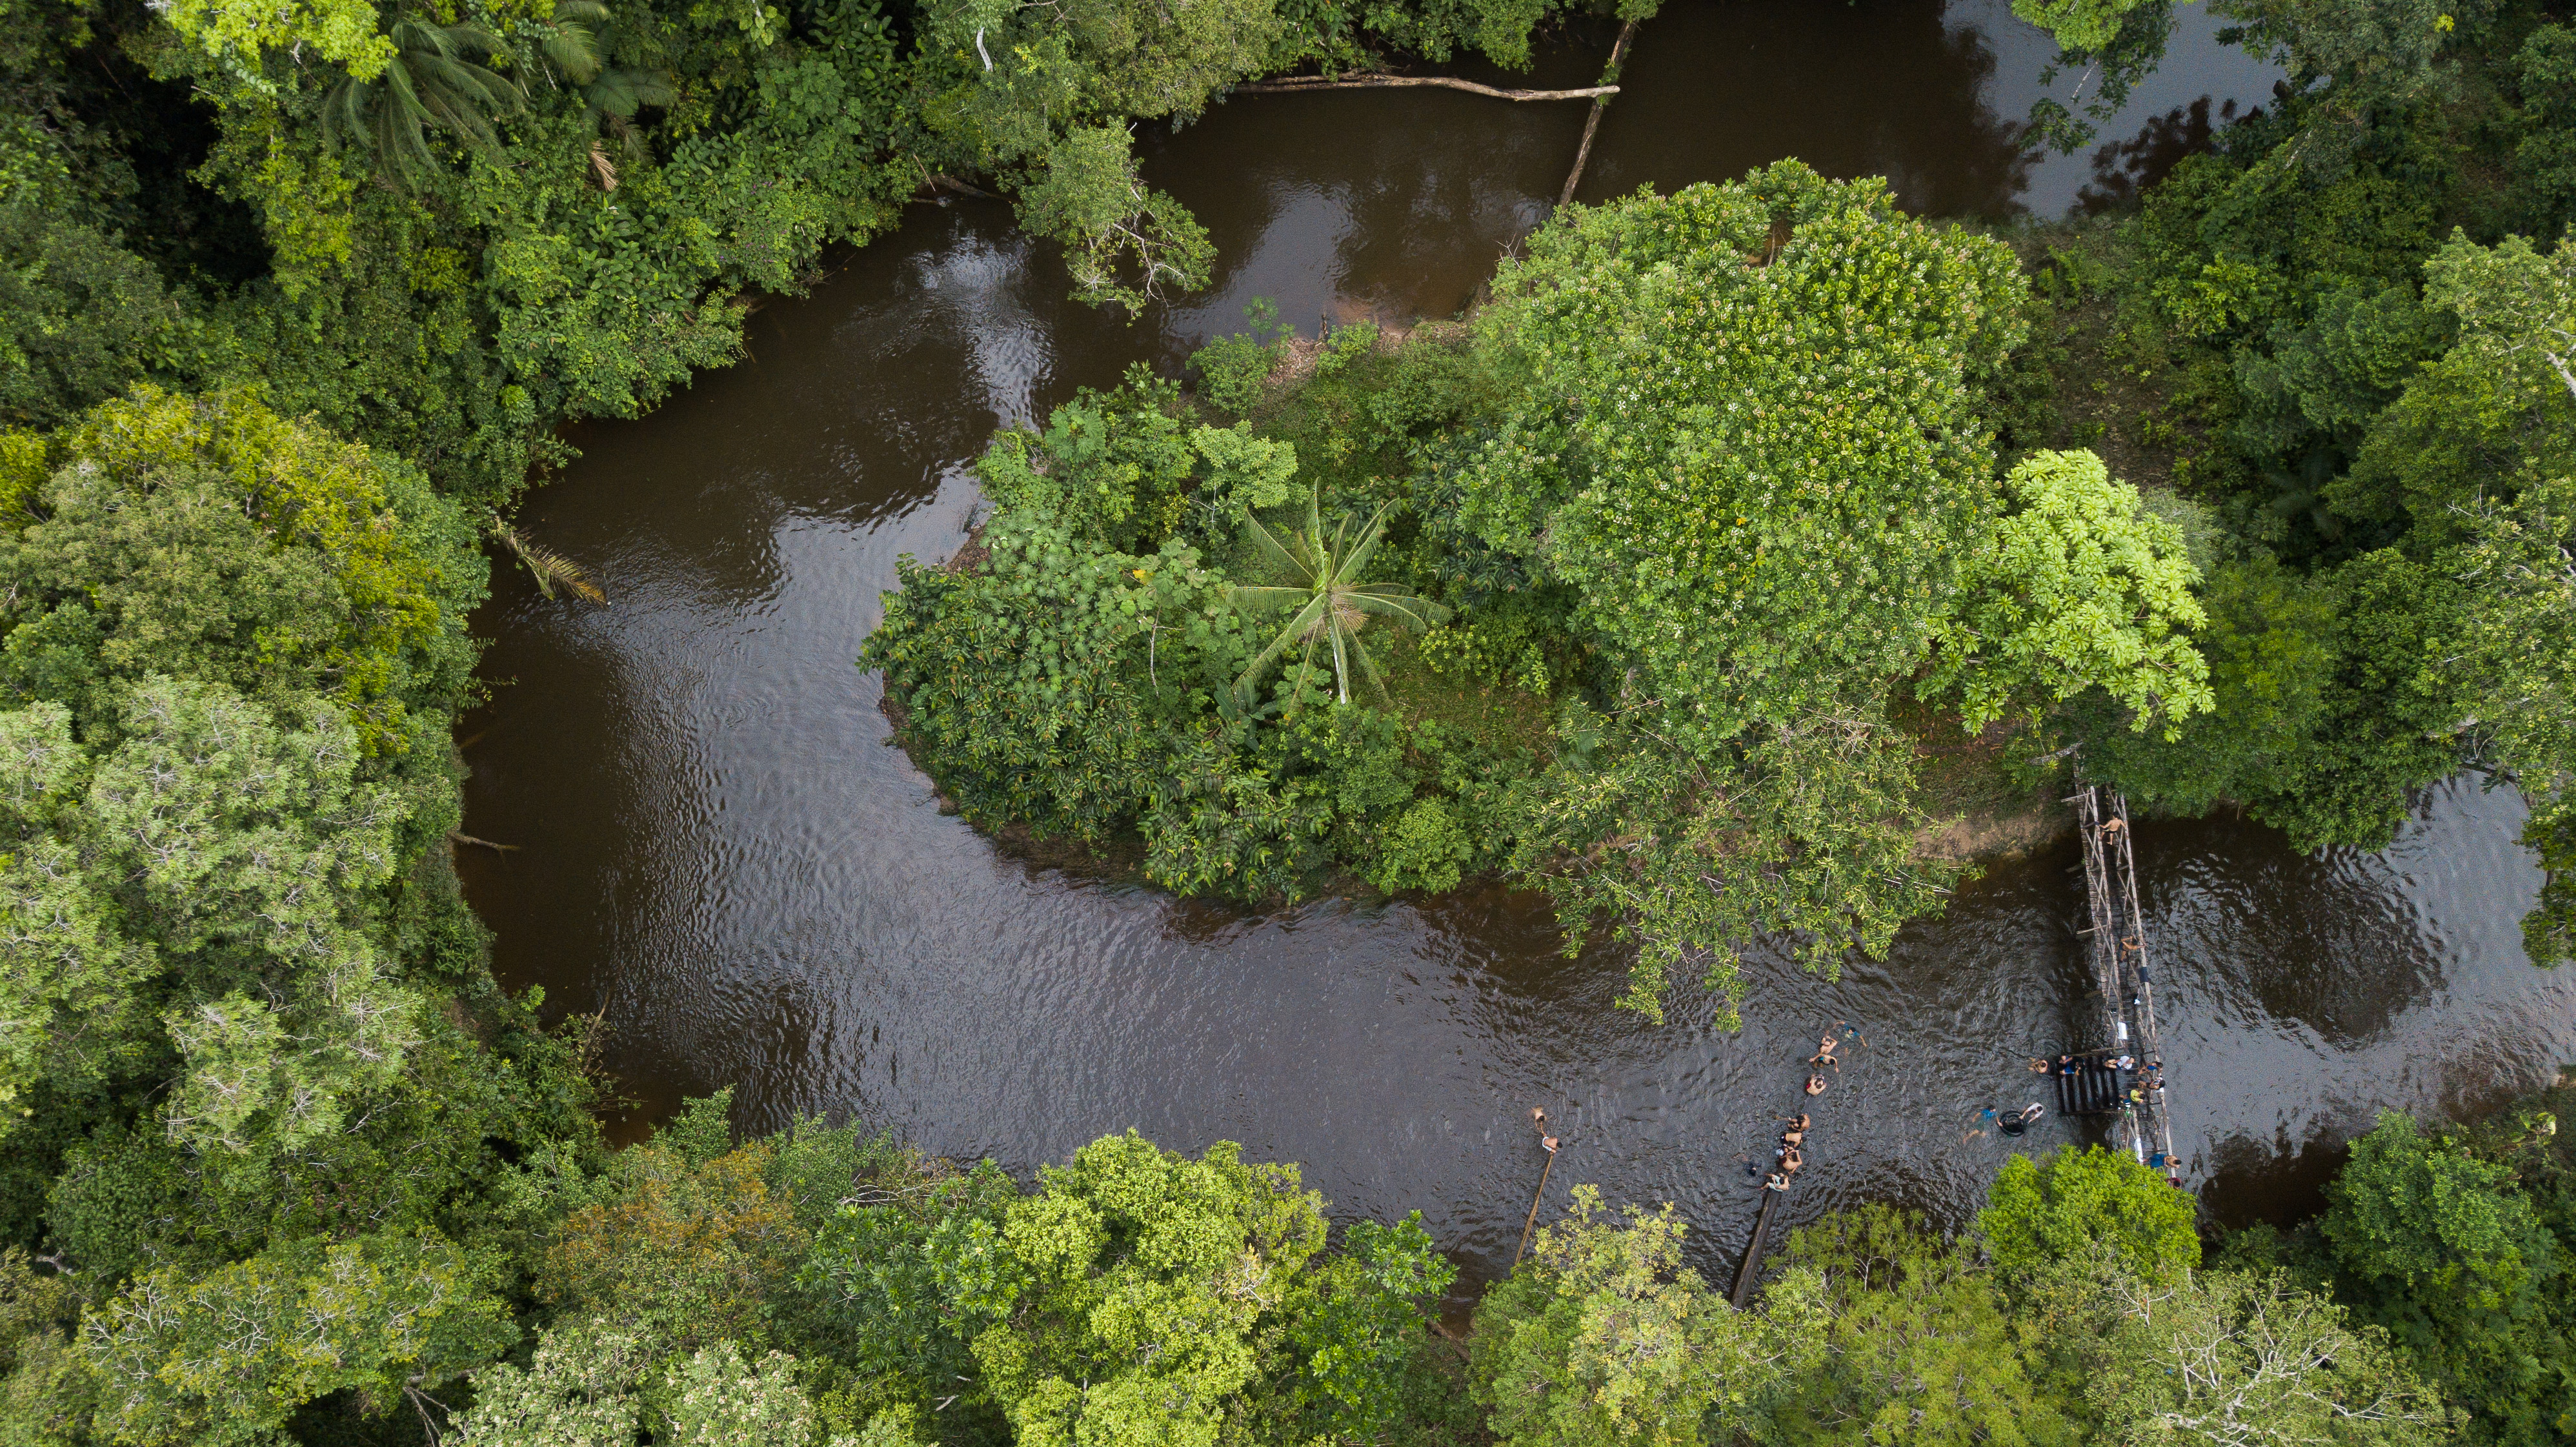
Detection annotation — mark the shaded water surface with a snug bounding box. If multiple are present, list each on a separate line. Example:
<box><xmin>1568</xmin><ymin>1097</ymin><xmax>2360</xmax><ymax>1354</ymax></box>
<box><xmin>457</xmin><ymin>0</ymin><xmax>2562</xmax><ymax>1293</ymax></box>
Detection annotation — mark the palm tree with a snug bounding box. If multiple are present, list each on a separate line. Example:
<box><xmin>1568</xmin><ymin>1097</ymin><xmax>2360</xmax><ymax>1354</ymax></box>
<box><xmin>320</xmin><ymin>19</ymin><xmax>524</xmax><ymax>188</ymax></box>
<box><xmin>538</xmin><ymin>0</ymin><xmax>676</xmax><ymax>167</ymax></box>
<box><xmin>1230</xmin><ymin>490</ymin><xmax>1449</xmax><ymax>713</ymax></box>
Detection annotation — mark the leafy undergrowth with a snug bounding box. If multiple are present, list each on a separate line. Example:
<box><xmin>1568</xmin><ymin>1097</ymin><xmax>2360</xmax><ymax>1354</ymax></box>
<box><xmin>1977</xmin><ymin>216</ymin><xmax>2201</xmax><ymax>494</ymax></box>
<box><xmin>1887</xmin><ymin>691</ymin><xmax>2073</xmax><ymax>863</ymax></box>
<box><xmin>1373</xmin><ymin>627</ymin><xmax>1559</xmax><ymax>758</ymax></box>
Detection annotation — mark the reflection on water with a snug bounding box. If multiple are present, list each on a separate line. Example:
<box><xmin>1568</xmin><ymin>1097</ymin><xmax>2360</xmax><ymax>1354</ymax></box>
<box><xmin>455</xmin><ymin>1</ymin><xmax>2556</xmax><ymax>1300</ymax></box>
<box><xmin>2077</xmin><ymin>96</ymin><xmax>2240</xmax><ymax>214</ymax></box>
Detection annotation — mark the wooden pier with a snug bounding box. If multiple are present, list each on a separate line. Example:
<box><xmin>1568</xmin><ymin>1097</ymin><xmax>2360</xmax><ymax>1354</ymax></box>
<box><xmin>2071</xmin><ymin>784</ymin><xmax>2179</xmax><ymax>1176</ymax></box>
<box><xmin>1725</xmin><ymin>789</ymin><xmax>2184</xmax><ymax>1310</ymax></box>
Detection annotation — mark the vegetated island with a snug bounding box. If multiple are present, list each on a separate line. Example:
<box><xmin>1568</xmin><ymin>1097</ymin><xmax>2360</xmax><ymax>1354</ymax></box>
<box><xmin>874</xmin><ymin>156</ymin><xmax>2573</xmax><ymax>1024</ymax></box>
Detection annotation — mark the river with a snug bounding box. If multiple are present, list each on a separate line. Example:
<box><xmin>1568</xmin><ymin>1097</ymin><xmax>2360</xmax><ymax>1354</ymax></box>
<box><xmin>454</xmin><ymin>0</ymin><xmax>2570</xmax><ymax>1299</ymax></box>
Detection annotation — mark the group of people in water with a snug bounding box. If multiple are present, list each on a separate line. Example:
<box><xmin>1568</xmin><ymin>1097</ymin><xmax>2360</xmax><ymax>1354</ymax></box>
<box><xmin>1749</xmin><ymin>1020</ymin><xmax>2180</xmax><ymax>1181</ymax></box>
<box><xmin>1803</xmin><ymin>1021</ymin><xmax>1862</xmax><ymax>1097</ymax></box>
<box><xmin>1762</xmin><ymin>1113</ymin><xmax>1809</xmax><ymax>1191</ymax></box>
<box><xmin>1744</xmin><ymin>1022</ymin><xmax>1867</xmax><ymax>1189</ymax></box>
<box><xmin>2030</xmin><ymin>1050</ymin><xmax>2169</xmax><ymax>1105</ymax></box>
<box><xmin>1737</xmin><ymin>809</ymin><xmax>2188</xmax><ymax>1187</ymax></box>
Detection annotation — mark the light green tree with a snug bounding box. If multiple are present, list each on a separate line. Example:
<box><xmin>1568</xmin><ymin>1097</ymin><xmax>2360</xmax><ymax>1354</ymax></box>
<box><xmin>926</xmin><ymin>1131</ymin><xmax>1450</xmax><ymax>1447</ymax></box>
<box><xmin>83</xmin><ymin>1230</ymin><xmax>514</xmax><ymax>1446</ymax></box>
<box><xmin>2011</xmin><ymin>0</ymin><xmax>2160</xmax><ymax>53</ymax></box>
<box><xmin>156</xmin><ymin>0</ymin><xmax>396</xmax><ymax>85</ymax></box>
<box><xmin>1189</xmin><ymin>424</ymin><xmax>1300</xmax><ymax>518</ymax></box>
<box><xmin>446</xmin><ymin>1321</ymin><xmax>655</xmax><ymax>1447</ymax></box>
<box><xmin>1455</xmin><ymin>162</ymin><xmax>2023</xmax><ymax>1014</ymax></box>
<box><xmin>1764</xmin><ymin>1204</ymin><xmax>2075</xmax><ymax>1446</ymax></box>
<box><xmin>1925</xmin><ymin>450</ymin><xmax>2211</xmax><ymax>739</ymax></box>
<box><xmin>1464</xmin><ymin>161</ymin><xmax>2024</xmax><ymax>755</ymax></box>
<box><xmin>0</xmin><ymin>702</ymin><xmax>148</xmax><ymax>1126</ymax></box>
<box><xmin>661</xmin><ymin>1341</ymin><xmax>841</xmax><ymax>1445</ymax></box>
<box><xmin>0</xmin><ymin>678</ymin><xmax>423</xmax><ymax>1159</ymax></box>
<box><xmin>1978</xmin><ymin>1146</ymin><xmax>2201</xmax><ymax>1289</ymax></box>
<box><xmin>1014</xmin><ymin>125</ymin><xmax>1214</xmax><ymax>312</ymax></box>
<box><xmin>1471</xmin><ymin>1184</ymin><xmax>1823</xmax><ymax>1446</ymax></box>
<box><xmin>91</xmin><ymin>678</ymin><xmax>425</xmax><ymax>1160</ymax></box>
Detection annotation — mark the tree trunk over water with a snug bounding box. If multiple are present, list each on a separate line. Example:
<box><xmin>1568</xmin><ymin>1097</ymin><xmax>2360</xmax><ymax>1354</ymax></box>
<box><xmin>1236</xmin><ymin>74</ymin><xmax>1617</xmax><ymax>101</ymax></box>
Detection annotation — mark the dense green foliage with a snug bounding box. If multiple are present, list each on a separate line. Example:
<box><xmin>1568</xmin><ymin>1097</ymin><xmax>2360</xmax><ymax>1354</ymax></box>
<box><xmin>1991</xmin><ymin>0</ymin><xmax>2576</xmax><ymax>964</ymax></box>
<box><xmin>1924</xmin><ymin>449</ymin><xmax>2212</xmax><ymax>738</ymax></box>
<box><xmin>874</xmin><ymin>166</ymin><xmax>2224</xmax><ymax>1022</ymax></box>
<box><xmin>0</xmin><ymin>383</ymin><xmax>601</xmax><ymax>1445</ymax></box>
<box><xmin>1445</xmin><ymin>1142</ymin><xmax>2451</xmax><ymax>1447</ymax></box>
<box><xmin>4</xmin><ymin>0</ymin><xmax>2575</xmax><ymax>1429</ymax></box>
<box><xmin>2201</xmin><ymin>1086</ymin><xmax>2576</xmax><ymax>1447</ymax></box>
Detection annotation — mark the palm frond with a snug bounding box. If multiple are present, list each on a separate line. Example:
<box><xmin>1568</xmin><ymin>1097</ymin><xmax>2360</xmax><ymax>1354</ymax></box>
<box><xmin>1342</xmin><ymin>589</ymin><xmax>1449</xmax><ymax>630</ymax></box>
<box><xmin>1240</xmin><ymin>508</ymin><xmax>1311</xmax><ymax>582</ymax></box>
<box><xmin>1227</xmin><ymin>585</ymin><xmax>1312</xmax><ymax>611</ymax></box>
<box><xmin>322</xmin><ymin>20</ymin><xmax>523</xmax><ymax>188</ymax></box>
<box><xmin>587</xmin><ymin>66</ymin><xmax>678</xmax><ymax>120</ymax></box>
<box><xmin>1336</xmin><ymin>505</ymin><xmax>1394</xmax><ymax>584</ymax></box>
<box><xmin>1285</xmin><ymin>632</ymin><xmax>1325</xmax><ymax>710</ymax></box>
<box><xmin>1343</xmin><ymin>626</ymin><xmax>1394</xmax><ymax>706</ymax></box>
<box><xmin>492</xmin><ymin>522</ymin><xmax>607</xmax><ymax>603</ymax></box>
<box><xmin>1225</xmin><ymin>485</ymin><xmax>1454</xmax><ymax>713</ymax></box>
<box><xmin>544</xmin><ymin>1</ymin><xmax>606</xmax><ymax>81</ymax></box>
<box><xmin>1232</xmin><ymin>592</ymin><xmax>1332</xmax><ymax>705</ymax></box>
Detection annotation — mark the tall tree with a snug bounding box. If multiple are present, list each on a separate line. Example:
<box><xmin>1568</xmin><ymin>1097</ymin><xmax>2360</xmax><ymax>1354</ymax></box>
<box><xmin>1457</xmin><ymin>161</ymin><xmax>2026</xmax><ymax>1015</ymax></box>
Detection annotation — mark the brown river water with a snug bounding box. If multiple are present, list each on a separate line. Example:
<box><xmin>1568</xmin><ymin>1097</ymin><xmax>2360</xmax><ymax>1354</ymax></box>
<box><xmin>457</xmin><ymin>0</ymin><xmax>2569</xmax><ymax>1297</ymax></box>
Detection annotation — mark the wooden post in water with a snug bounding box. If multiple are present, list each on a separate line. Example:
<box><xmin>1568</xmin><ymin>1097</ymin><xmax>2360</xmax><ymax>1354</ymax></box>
<box><xmin>1513</xmin><ymin>1109</ymin><xmax>1559</xmax><ymax>1268</ymax></box>
<box><xmin>1729</xmin><ymin>1182</ymin><xmax>1784</xmax><ymax>1307</ymax></box>
<box><xmin>1558</xmin><ymin>19</ymin><xmax>1640</xmax><ymax>208</ymax></box>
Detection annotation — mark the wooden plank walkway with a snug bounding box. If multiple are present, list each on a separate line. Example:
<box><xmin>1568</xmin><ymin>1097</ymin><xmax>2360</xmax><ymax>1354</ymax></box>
<box><xmin>2071</xmin><ymin>784</ymin><xmax>2179</xmax><ymax>1176</ymax></box>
